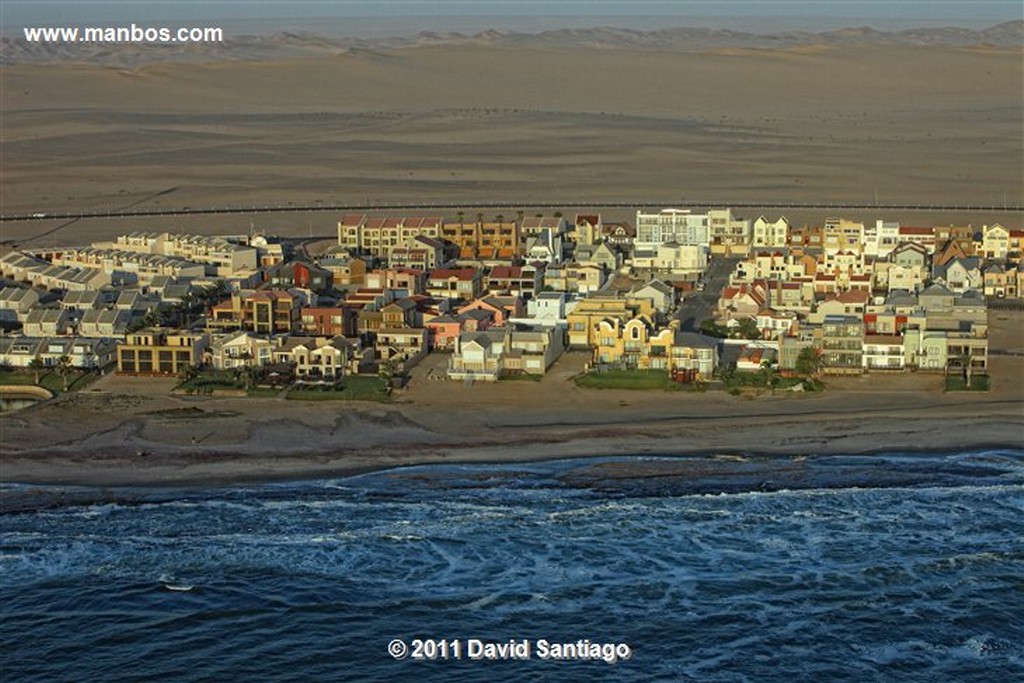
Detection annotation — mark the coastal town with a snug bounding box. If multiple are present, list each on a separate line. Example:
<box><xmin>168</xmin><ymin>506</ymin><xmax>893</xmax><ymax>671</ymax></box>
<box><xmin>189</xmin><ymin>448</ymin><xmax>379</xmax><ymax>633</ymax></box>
<box><xmin>0</xmin><ymin>207</ymin><xmax>1020</xmax><ymax>402</ymax></box>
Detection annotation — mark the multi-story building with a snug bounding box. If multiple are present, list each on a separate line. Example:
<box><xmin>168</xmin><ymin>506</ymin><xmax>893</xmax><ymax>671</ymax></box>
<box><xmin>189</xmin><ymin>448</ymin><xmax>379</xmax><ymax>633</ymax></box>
<box><xmin>426</xmin><ymin>268</ymin><xmax>484</xmax><ymax>301</ymax></box>
<box><xmin>113</xmin><ymin>232</ymin><xmax>257</xmax><ymax>276</ymax></box>
<box><xmin>209</xmin><ymin>290</ymin><xmax>300</xmax><ymax>335</ymax></box>
<box><xmin>566</xmin><ymin>296</ymin><xmax>651</xmax><ymax>349</ymax></box>
<box><xmin>299</xmin><ymin>306</ymin><xmax>351</xmax><ymax>337</ymax></box>
<box><xmin>592</xmin><ymin>315</ymin><xmax>718</xmax><ymax>376</ymax></box>
<box><xmin>865</xmin><ymin>220</ymin><xmax>901</xmax><ymax>258</ymax></box>
<box><xmin>819</xmin><ymin>314</ymin><xmax>864</xmax><ymax>374</ymax></box>
<box><xmin>635</xmin><ymin>208</ymin><xmax>710</xmax><ymax>251</ymax></box>
<box><xmin>117</xmin><ymin>329</ymin><xmax>209</xmax><ymax>374</ymax></box>
<box><xmin>388</xmin><ymin>235</ymin><xmax>447</xmax><ymax>271</ymax></box>
<box><xmin>0</xmin><ymin>336</ymin><xmax>117</xmax><ymax>369</ymax></box>
<box><xmin>206</xmin><ymin>331</ymin><xmax>274</xmax><ymax>369</ymax></box>
<box><xmin>266</xmin><ymin>260</ymin><xmax>334</xmax><ymax>294</ymax></box>
<box><xmin>573</xmin><ymin>214</ymin><xmax>601</xmax><ymax>245</ymax></box>
<box><xmin>486</xmin><ymin>264</ymin><xmax>544</xmax><ymax>299</ymax></box>
<box><xmin>822</xmin><ymin>218</ymin><xmax>865</xmax><ymax>254</ymax></box>
<box><xmin>317</xmin><ymin>254</ymin><xmax>367</xmax><ymax>286</ymax></box>
<box><xmin>0</xmin><ymin>285</ymin><xmax>40</xmax><ymax>325</ymax></box>
<box><xmin>708</xmin><ymin>208</ymin><xmax>751</xmax><ymax>255</ymax></box>
<box><xmin>980</xmin><ymin>223</ymin><xmax>1010</xmax><ymax>260</ymax></box>
<box><xmin>50</xmin><ymin>247</ymin><xmax>206</xmax><ymax>284</ymax></box>
<box><xmin>448</xmin><ymin>329</ymin><xmax>507</xmax><ymax>381</ymax></box>
<box><xmin>503</xmin><ymin>326</ymin><xmax>565</xmax><ymax>376</ymax></box>
<box><xmin>862</xmin><ymin>335</ymin><xmax>905</xmax><ymax>370</ymax></box>
<box><xmin>439</xmin><ymin>220</ymin><xmax>521</xmax><ymax>260</ymax></box>
<box><xmin>751</xmin><ymin>216</ymin><xmax>790</xmax><ymax>249</ymax></box>
<box><xmin>336</xmin><ymin>215</ymin><xmax>443</xmax><ymax>257</ymax></box>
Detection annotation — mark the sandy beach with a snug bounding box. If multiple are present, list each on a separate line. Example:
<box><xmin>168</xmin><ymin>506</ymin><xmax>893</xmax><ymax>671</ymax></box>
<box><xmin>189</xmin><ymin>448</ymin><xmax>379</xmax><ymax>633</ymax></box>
<box><xmin>2</xmin><ymin>310</ymin><xmax>1021</xmax><ymax>490</ymax></box>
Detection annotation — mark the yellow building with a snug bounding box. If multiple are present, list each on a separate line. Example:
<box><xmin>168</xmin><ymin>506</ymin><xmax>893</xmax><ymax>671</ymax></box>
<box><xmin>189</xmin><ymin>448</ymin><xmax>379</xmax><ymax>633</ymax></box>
<box><xmin>593</xmin><ymin>316</ymin><xmax>719</xmax><ymax>376</ymax></box>
<box><xmin>566</xmin><ymin>295</ymin><xmax>653</xmax><ymax>348</ymax></box>
<box><xmin>823</xmin><ymin>218</ymin><xmax>865</xmax><ymax>254</ymax></box>
<box><xmin>117</xmin><ymin>329</ymin><xmax>209</xmax><ymax>374</ymax></box>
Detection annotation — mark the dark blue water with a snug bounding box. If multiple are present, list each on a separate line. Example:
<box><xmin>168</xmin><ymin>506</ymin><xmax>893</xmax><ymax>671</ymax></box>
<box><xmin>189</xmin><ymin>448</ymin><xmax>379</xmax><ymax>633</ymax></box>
<box><xmin>2</xmin><ymin>450</ymin><xmax>1023</xmax><ymax>682</ymax></box>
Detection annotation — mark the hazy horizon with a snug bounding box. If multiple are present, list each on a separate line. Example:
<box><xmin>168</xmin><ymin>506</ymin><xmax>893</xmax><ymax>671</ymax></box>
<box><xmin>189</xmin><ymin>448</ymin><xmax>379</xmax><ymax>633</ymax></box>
<box><xmin>3</xmin><ymin>1</ymin><xmax>1021</xmax><ymax>38</ymax></box>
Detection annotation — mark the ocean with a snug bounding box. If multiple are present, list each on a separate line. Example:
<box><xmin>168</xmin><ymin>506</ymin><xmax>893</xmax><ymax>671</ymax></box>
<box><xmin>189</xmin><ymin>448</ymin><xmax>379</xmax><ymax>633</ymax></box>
<box><xmin>2</xmin><ymin>450</ymin><xmax>1022</xmax><ymax>682</ymax></box>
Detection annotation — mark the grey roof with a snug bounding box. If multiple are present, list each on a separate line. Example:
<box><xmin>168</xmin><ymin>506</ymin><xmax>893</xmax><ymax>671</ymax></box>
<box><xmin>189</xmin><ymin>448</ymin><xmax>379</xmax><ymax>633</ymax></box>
<box><xmin>954</xmin><ymin>289</ymin><xmax>986</xmax><ymax>305</ymax></box>
<box><xmin>673</xmin><ymin>331</ymin><xmax>719</xmax><ymax>349</ymax></box>
<box><xmin>920</xmin><ymin>283</ymin><xmax>954</xmax><ymax>297</ymax></box>
<box><xmin>463</xmin><ymin>309</ymin><xmax>493</xmax><ymax>321</ymax></box>
<box><xmin>61</xmin><ymin>289</ymin><xmax>101</xmax><ymax>307</ymax></box>
<box><xmin>884</xmin><ymin>291</ymin><xmax>918</xmax><ymax>307</ymax></box>
<box><xmin>80</xmin><ymin>308</ymin><xmax>131</xmax><ymax>325</ymax></box>
<box><xmin>460</xmin><ymin>329</ymin><xmax>505</xmax><ymax>347</ymax></box>
<box><xmin>822</xmin><ymin>314</ymin><xmax>863</xmax><ymax>324</ymax></box>
<box><xmin>638</xmin><ymin>279</ymin><xmax>674</xmax><ymax>296</ymax></box>
<box><xmin>25</xmin><ymin>308</ymin><xmax>69</xmax><ymax>323</ymax></box>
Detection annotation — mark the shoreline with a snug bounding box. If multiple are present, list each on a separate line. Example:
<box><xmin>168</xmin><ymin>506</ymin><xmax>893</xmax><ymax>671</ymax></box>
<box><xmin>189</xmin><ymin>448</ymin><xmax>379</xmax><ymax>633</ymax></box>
<box><xmin>3</xmin><ymin>404</ymin><xmax>1021</xmax><ymax>489</ymax></box>
<box><xmin>1</xmin><ymin>440</ymin><xmax>1020</xmax><ymax>515</ymax></box>
<box><xmin>3</xmin><ymin>344</ymin><xmax>1022</xmax><ymax>497</ymax></box>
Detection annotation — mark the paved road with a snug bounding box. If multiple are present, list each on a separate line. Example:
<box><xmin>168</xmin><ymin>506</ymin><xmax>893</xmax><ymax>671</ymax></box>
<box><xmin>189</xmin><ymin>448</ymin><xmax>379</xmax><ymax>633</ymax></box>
<box><xmin>3</xmin><ymin>200</ymin><xmax>1021</xmax><ymax>222</ymax></box>
<box><xmin>675</xmin><ymin>256</ymin><xmax>741</xmax><ymax>332</ymax></box>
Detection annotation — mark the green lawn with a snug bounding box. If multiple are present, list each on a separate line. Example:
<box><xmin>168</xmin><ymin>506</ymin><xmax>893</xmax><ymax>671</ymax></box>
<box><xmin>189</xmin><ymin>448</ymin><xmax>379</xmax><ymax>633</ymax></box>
<box><xmin>286</xmin><ymin>375</ymin><xmax>391</xmax><ymax>402</ymax></box>
<box><xmin>0</xmin><ymin>370</ymin><xmax>38</xmax><ymax>386</ymax></box>
<box><xmin>574</xmin><ymin>369</ymin><xmax>681</xmax><ymax>391</ymax></box>
<box><xmin>500</xmin><ymin>372</ymin><xmax>544</xmax><ymax>382</ymax></box>
<box><xmin>246</xmin><ymin>387</ymin><xmax>282</xmax><ymax>398</ymax></box>
<box><xmin>945</xmin><ymin>374</ymin><xmax>990</xmax><ymax>392</ymax></box>
<box><xmin>177</xmin><ymin>370</ymin><xmax>246</xmax><ymax>392</ymax></box>
<box><xmin>0</xmin><ymin>368</ymin><xmax>99</xmax><ymax>393</ymax></box>
<box><xmin>722</xmin><ymin>371</ymin><xmax>815</xmax><ymax>391</ymax></box>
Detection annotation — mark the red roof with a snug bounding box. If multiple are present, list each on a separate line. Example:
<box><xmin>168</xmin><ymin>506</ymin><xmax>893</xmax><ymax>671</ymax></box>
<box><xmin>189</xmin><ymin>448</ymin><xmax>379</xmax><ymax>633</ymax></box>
<box><xmin>824</xmin><ymin>290</ymin><xmax>869</xmax><ymax>304</ymax></box>
<box><xmin>340</xmin><ymin>213</ymin><xmax>366</xmax><ymax>226</ymax></box>
<box><xmin>430</xmin><ymin>268</ymin><xmax>479</xmax><ymax>281</ymax></box>
<box><xmin>489</xmin><ymin>265</ymin><xmax>523</xmax><ymax>279</ymax></box>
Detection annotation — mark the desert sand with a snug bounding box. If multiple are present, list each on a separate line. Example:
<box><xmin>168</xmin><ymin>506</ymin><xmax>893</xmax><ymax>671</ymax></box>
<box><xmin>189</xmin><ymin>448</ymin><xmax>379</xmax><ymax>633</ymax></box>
<box><xmin>2</xmin><ymin>39</ymin><xmax>1022</xmax><ymax>246</ymax></box>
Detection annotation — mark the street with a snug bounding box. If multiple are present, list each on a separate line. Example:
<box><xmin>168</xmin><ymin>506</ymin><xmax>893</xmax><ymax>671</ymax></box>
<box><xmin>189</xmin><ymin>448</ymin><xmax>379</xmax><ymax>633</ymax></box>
<box><xmin>675</xmin><ymin>255</ymin><xmax>741</xmax><ymax>331</ymax></box>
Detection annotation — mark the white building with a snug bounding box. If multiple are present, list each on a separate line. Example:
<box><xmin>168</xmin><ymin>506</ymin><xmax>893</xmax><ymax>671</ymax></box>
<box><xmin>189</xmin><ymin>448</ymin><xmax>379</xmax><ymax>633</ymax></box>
<box><xmin>751</xmin><ymin>216</ymin><xmax>790</xmax><ymax>249</ymax></box>
<box><xmin>863</xmin><ymin>335</ymin><xmax>905</xmax><ymax>370</ymax></box>
<box><xmin>635</xmin><ymin>209</ymin><xmax>710</xmax><ymax>251</ymax></box>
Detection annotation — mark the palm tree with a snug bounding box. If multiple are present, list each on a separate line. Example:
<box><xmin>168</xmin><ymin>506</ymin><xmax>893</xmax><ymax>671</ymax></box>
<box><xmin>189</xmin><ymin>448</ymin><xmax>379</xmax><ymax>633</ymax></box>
<box><xmin>759</xmin><ymin>359</ymin><xmax>779</xmax><ymax>391</ymax></box>
<box><xmin>456</xmin><ymin>210</ymin><xmax>465</xmax><ymax>225</ymax></box>
<box><xmin>178</xmin><ymin>364</ymin><xmax>198</xmax><ymax>383</ymax></box>
<box><xmin>28</xmin><ymin>357</ymin><xmax>45</xmax><ymax>385</ymax></box>
<box><xmin>795</xmin><ymin>346</ymin><xmax>823</xmax><ymax>377</ymax></box>
<box><xmin>57</xmin><ymin>355</ymin><xmax>73</xmax><ymax>391</ymax></box>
